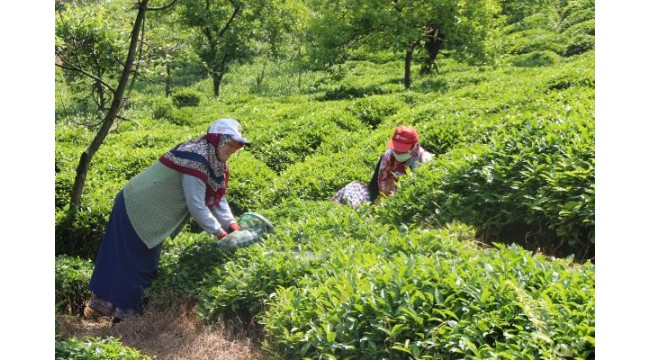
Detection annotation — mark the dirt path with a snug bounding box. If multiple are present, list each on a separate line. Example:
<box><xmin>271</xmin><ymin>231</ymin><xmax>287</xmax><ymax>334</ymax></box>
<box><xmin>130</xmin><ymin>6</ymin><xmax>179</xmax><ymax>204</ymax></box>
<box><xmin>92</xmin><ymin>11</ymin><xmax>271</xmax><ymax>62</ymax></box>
<box><xmin>55</xmin><ymin>300</ymin><xmax>269</xmax><ymax>360</ymax></box>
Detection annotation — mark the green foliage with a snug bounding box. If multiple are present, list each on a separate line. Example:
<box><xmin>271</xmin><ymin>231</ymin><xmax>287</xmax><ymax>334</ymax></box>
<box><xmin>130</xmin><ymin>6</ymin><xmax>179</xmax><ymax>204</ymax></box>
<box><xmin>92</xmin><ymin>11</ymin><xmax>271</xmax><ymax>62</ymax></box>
<box><xmin>563</xmin><ymin>34</ymin><xmax>595</xmax><ymax>57</ymax></box>
<box><xmin>512</xmin><ymin>50</ymin><xmax>560</xmax><ymax>67</ymax></box>
<box><xmin>347</xmin><ymin>94</ymin><xmax>404</xmax><ymax>128</ymax></box>
<box><xmin>56</xmin><ymin>204</ymin><xmax>111</xmax><ymax>259</ymax></box>
<box><xmin>55</xmin><ymin>0</ymin><xmax>132</xmax><ymax>123</ymax></box>
<box><xmin>152</xmin><ymin>232</ymin><xmax>230</xmax><ymax>299</ymax></box>
<box><xmin>195</xmin><ymin>199</ymin><xmax>389</xmax><ymax>322</ymax></box>
<box><xmin>246</xmin><ymin>104</ymin><xmax>359</xmax><ymax>173</ymax></box>
<box><xmin>55</xmin><ymin>255</ymin><xmax>94</xmax><ymax>315</ymax></box>
<box><xmin>556</xmin><ymin>0</ymin><xmax>594</xmax><ymax>57</ymax></box>
<box><xmin>261</xmin><ymin>128</ymin><xmax>388</xmax><ymax>206</ymax></box>
<box><xmin>55</xmin><ymin>337</ymin><xmax>153</xmax><ymax>360</ymax></box>
<box><xmin>319</xmin><ymin>85</ymin><xmax>387</xmax><ymax>101</ymax></box>
<box><xmin>151</xmin><ymin>95</ymin><xmax>174</xmax><ymax>120</ymax></box>
<box><xmin>261</xmin><ymin>235</ymin><xmax>594</xmax><ymax>359</ymax></box>
<box><xmin>544</xmin><ymin>59</ymin><xmax>595</xmax><ymax>90</ymax></box>
<box><xmin>172</xmin><ymin>88</ymin><xmax>201</xmax><ymax>108</ymax></box>
<box><xmin>559</xmin><ymin>9</ymin><xmax>595</xmax><ymax>32</ymax></box>
<box><xmin>501</xmin><ymin>29</ymin><xmax>568</xmax><ymax>56</ymax></box>
<box><xmin>306</xmin><ymin>0</ymin><xmax>500</xmax><ymax>84</ymax></box>
<box><xmin>378</xmin><ymin>116</ymin><xmax>595</xmax><ymax>256</ymax></box>
<box><xmin>499</xmin><ymin>0</ymin><xmax>560</xmax><ymax>25</ymax></box>
<box><xmin>55</xmin><ymin>2</ymin><xmax>595</xmax><ymax>357</ymax></box>
<box><xmin>227</xmin><ymin>152</ymin><xmax>279</xmax><ymax>214</ymax></box>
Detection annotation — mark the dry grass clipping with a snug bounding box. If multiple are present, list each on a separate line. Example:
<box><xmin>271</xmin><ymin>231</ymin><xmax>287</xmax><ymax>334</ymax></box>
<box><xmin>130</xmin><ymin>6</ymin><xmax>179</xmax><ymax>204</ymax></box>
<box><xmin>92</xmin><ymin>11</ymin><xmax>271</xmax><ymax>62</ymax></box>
<box><xmin>55</xmin><ymin>296</ymin><xmax>268</xmax><ymax>360</ymax></box>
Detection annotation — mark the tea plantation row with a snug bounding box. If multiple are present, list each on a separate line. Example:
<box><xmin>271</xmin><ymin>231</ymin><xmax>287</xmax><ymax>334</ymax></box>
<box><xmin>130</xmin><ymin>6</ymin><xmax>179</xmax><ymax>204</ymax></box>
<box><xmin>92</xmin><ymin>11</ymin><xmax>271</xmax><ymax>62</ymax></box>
<box><xmin>56</xmin><ymin>24</ymin><xmax>594</xmax><ymax>360</ymax></box>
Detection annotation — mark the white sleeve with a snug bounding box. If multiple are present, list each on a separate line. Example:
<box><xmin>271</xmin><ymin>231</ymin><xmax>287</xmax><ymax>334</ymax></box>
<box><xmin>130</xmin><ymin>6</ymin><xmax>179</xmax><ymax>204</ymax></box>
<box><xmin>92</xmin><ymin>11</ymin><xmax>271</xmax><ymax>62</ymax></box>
<box><xmin>212</xmin><ymin>194</ymin><xmax>236</xmax><ymax>230</ymax></box>
<box><xmin>182</xmin><ymin>174</ymin><xmax>224</xmax><ymax>235</ymax></box>
<box><xmin>420</xmin><ymin>150</ymin><xmax>434</xmax><ymax>163</ymax></box>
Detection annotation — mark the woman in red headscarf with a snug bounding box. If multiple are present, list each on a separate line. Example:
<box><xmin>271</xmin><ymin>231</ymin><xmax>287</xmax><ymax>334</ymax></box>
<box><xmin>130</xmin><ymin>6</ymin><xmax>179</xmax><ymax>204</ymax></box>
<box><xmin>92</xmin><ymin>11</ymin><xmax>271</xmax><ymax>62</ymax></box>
<box><xmin>331</xmin><ymin>125</ymin><xmax>433</xmax><ymax>208</ymax></box>
<box><xmin>368</xmin><ymin>125</ymin><xmax>433</xmax><ymax>200</ymax></box>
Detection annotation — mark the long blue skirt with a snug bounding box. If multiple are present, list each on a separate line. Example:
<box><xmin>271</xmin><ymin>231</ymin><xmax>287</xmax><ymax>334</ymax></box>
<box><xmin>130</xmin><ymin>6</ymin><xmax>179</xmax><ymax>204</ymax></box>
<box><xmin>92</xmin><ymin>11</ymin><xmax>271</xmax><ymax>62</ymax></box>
<box><xmin>89</xmin><ymin>190</ymin><xmax>162</xmax><ymax>311</ymax></box>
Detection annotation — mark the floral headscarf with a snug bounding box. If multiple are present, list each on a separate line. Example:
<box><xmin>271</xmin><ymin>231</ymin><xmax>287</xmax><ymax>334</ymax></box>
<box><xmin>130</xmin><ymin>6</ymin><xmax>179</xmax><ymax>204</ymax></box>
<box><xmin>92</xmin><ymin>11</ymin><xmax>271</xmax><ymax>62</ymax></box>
<box><xmin>159</xmin><ymin>133</ymin><xmax>236</xmax><ymax>207</ymax></box>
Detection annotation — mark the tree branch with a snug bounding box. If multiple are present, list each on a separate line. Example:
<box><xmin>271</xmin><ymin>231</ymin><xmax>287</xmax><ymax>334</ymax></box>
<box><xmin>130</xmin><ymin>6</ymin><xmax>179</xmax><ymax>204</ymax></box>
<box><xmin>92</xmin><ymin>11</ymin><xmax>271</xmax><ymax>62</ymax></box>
<box><xmin>127</xmin><ymin>10</ymin><xmax>148</xmax><ymax>96</ymax></box>
<box><xmin>145</xmin><ymin>0</ymin><xmax>178</xmax><ymax>11</ymax></box>
<box><xmin>218</xmin><ymin>1</ymin><xmax>243</xmax><ymax>37</ymax></box>
<box><xmin>55</xmin><ymin>55</ymin><xmax>116</xmax><ymax>94</ymax></box>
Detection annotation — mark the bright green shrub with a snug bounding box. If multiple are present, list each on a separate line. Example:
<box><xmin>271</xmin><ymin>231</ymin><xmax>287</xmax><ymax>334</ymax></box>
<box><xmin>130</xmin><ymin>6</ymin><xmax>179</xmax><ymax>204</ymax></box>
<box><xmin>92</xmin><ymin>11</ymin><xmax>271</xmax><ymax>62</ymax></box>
<box><xmin>196</xmin><ymin>240</ymin><xmax>326</xmax><ymax>322</ymax></box>
<box><xmin>559</xmin><ymin>9</ymin><xmax>595</xmax><ymax>32</ymax></box>
<box><xmin>316</xmin><ymin>127</ymin><xmax>385</xmax><ymax>155</ymax></box>
<box><xmin>261</xmin><ymin>241</ymin><xmax>594</xmax><ymax>359</ymax></box>
<box><xmin>196</xmin><ymin>199</ymin><xmax>391</xmax><ymax>322</ymax></box>
<box><xmin>226</xmin><ymin>151</ymin><xmax>278</xmax><ymax>215</ymax></box>
<box><xmin>172</xmin><ymin>88</ymin><xmax>201</xmax><ymax>108</ymax></box>
<box><xmin>559</xmin><ymin>0</ymin><xmax>595</xmax><ymax>20</ymax></box>
<box><xmin>55</xmin><ymin>202</ymin><xmax>112</xmax><ymax>259</ymax></box>
<box><xmin>563</xmin><ymin>34</ymin><xmax>595</xmax><ymax>57</ymax></box>
<box><xmin>249</xmin><ymin>107</ymin><xmax>352</xmax><ymax>173</ymax></box>
<box><xmin>398</xmin><ymin>104</ymin><xmax>501</xmax><ymax>155</ymax></box>
<box><xmin>262</xmin><ymin>145</ymin><xmax>380</xmax><ymax>206</ymax></box>
<box><xmin>502</xmin><ymin>29</ymin><xmax>568</xmax><ymax>56</ymax></box>
<box><xmin>378</xmin><ymin>117</ymin><xmax>595</xmax><ymax>258</ymax></box>
<box><xmin>151</xmin><ymin>95</ymin><xmax>174</xmax><ymax>120</ymax></box>
<box><xmin>55</xmin><ymin>255</ymin><xmax>93</xmax><ymax>315</ymax></box>
<box><xmin>502</xmin><ymin>10</ymin><xmax>561</xmax><ymax>34</ymax></box>
<box><xmin>543</xmin><ymin>60</ymin><xmax>595</xmax><ymax>90</ymax></box>
<box><xmin>512</xmin><ymin>50</ymin><xmax>560</xmax><ymax>67</ymax></box>
<box><xmin>151</xmin><ymin>232</ymin><xmax>230</xmax><ymax>300</ymax></box>
<box><xmin>55</xmin><ymin>170</ymin><xmax>75</xmax><ymax>210</ymax></box>
<box><xmin>55</xmin><ymin>337</ymin><xmax>152</xmax><ymax>360</ymax></box>
<box><xmin>347</xmin><ymin>94</ymin><xmax>405</xmax><ymax>129</ymax></box>
<box><xmin>318</xmin><ymin>85</ymin><xmax>386</xmax><ymax>101</ymax></box>
<box><xmin>562</xmin><ymin>19</ymin><xmax>595</xmax><ymax>39</ymax></box>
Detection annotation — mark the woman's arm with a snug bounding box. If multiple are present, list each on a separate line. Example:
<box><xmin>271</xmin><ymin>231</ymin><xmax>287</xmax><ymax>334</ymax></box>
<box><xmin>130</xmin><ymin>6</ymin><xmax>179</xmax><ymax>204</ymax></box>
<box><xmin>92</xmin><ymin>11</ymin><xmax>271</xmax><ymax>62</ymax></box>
<box><xmin>182</xmin><ymin>174</ymin><xmax>227</xmax><ymax>237</ymax></box>
<box><xmin>212</xmin><ymin>195</ymin><xmax>238</xmax><ymax>232</ymax></box>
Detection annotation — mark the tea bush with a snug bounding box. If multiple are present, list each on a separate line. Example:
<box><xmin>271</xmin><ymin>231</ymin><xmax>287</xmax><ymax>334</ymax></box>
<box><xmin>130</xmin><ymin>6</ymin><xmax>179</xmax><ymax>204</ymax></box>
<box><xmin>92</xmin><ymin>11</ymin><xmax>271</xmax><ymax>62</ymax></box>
<box><xmin>227</xmin><ymin>151</ymin><xmax>279</xmax><ymax>215</ymax></box>
<box><xmin>55</xmin><ymin>337</ymin><xmax>153</xmax><ymax>360</ymax></box>
<box><xmin>55</xmin><ymin>202</ymin><xmax>112</xmax><ymax>259</ymax></box>
<box><xmin>151</xmin><ymin>232</ymin><xmax>230</xmax><ymax>299</ymax></box>
<box><xmin>172</xmin><ymin>88</ymin><xmax>201</xmax><ymax>108</ymax></box>
<box><xmin>264</xmin><ymin>152</ymin><xmax>369</xmax><ymax>204</ymax></box>
<box><xmin>501</xmin><ymin>29</ymin><xmax>568</xmax><ymax>56</ymax></box>
<box><xmin>378</xmin><ymin>116</ymin><xmax>595</xmax><ymax>257</ymax></box>
<box><xmin>562</xmin><ymin>19</ymin><xmax>595</xmax><ymax>39</ymax></box>
<box><xmin>248</xmin><ymin>104</ymin><xmax>355</xmax><ymax>173</ymax></box>
<box><xmin>55</xmin><ymin>255</ymin><xmax>93</xmax><ymax>315</ymax></box>
<box><xmin>563</xmin><ymin>34</ymin><xmax>594</xmax><ymax>57</ymax></box>
<box><xmin>195</xmin><ymin>199</ymin><xmax>392</xmax><ymax>322</ymax></box>
<box><xmin>261</xmin><ymin>241</ymin><xmax>594</xmax><ymax>359</ymax></box>
<box><xmin>54</xmin><ymin>2</ymin><xmax>595</xmax><ymax>357</ymax></box>
<box><xmin>347</xmin><ymin>94</ymin><xmax>405</xmax><ymax>129</ymax></box>
<box><xmin>151</xmin><ymin>95</ymin><xmax>174</xmax><ymax>120</ymax></box>
<box><xmin>512</xmin><ymin>50</ymin><xmax>560</xmax><ymax>67</ymax></box>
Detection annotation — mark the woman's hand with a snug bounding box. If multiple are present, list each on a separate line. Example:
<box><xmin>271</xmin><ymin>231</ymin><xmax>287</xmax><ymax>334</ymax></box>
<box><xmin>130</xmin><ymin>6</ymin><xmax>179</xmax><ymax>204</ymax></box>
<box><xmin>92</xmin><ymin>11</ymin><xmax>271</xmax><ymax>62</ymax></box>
<box><xmin>213</xmin><ymin>229</ymin><xmax>228</xmax><ymax>240</ymax></box>
<box><xmin>227</xmin><ymin>223</ymin><xmax>241</xmax><ymax>233</ymax></box>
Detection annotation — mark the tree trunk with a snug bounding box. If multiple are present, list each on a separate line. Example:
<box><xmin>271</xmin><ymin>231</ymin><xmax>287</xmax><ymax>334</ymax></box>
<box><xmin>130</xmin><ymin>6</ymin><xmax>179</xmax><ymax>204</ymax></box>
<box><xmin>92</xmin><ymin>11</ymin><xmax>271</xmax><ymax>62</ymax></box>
<box><xmin>212</xmin><ymin>71</ymin><xmax>222</xmax><ymax>97</ymax></box>
<box><xmin>420</xmin><ymin>30</ymin><xmax>445</xmax><ymax>75</ymax></box>
<box><xmin>165</xmin><ymin>62</ymin><xmax>172</xmax><ymax>97</ymax></box>
<box><xmin>297</xmin><ymin>45</ymin><xmax>302</xmax><ymax>90</ymax></box>
<box><xmin>404</xmin><ymin>46</ymin><xmax>414</xmax><ymax>90</ymax></box>
<box><xmin>255</xmin><ymin>57</ymin><xmax>267</xmax><ymax>88</ymax></box>
<box><xmin>68</xmin><ymin>0</ymin><xmax>149</xmax><ymax>218</ymax></box>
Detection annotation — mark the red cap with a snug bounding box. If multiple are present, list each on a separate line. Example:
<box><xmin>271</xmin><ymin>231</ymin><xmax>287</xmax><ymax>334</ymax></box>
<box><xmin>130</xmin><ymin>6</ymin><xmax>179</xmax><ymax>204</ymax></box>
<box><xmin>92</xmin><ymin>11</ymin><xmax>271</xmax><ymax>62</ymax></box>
<box><xmin>388</xmin><ymin>126</ymin><xmax>419</xmax><ymax>152</ymax></box>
